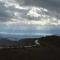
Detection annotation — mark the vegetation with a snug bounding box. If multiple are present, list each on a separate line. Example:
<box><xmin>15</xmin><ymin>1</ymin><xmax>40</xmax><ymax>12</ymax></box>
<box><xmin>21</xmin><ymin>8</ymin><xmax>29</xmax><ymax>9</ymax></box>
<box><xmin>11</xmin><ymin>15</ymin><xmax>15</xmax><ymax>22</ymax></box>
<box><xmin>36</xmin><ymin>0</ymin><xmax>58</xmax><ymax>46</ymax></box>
<box><xmin>0</xmin><ymin>35</ymin><xmax>60</xmax><ymax>48</ymax></box>
<box><xmin>0</xmin><ymin>35</ymin><xmax>60</xmax><ymax>60</ymax></box>
<box><xmin>0</xmin><ymin>47</ymin><xmax>60</xmax><ymax>60</ymax></box>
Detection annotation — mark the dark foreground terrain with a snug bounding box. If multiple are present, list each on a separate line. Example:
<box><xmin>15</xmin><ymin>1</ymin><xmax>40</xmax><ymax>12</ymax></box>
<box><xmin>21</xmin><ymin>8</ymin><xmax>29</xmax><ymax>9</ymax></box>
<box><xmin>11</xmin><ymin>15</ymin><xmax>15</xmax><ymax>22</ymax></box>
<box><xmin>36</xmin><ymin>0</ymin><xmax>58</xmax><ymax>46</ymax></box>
<box><xmin>0</xmin><ymin>35</ymin><xmax>60</xmax><ymax>60</ymax></box>
<box><xmin>0</xmin><ymin>47</ymin><xmax>60</xmax><ymax>60</ymax></box>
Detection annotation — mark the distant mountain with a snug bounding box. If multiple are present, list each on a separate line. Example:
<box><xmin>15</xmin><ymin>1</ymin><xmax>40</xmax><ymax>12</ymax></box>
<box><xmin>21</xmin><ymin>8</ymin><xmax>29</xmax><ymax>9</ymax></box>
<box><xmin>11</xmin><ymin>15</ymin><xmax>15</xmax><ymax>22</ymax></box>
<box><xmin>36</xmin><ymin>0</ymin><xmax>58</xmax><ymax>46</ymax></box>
<box><xmin>0</xmin><ymin>38</ymin><xmax>18</xmax><ymax>47</ymax></box>
<box><xmin>0</xmin><ymin>33</ymin><xmax>43</xmax><ymax>41</ymax></box>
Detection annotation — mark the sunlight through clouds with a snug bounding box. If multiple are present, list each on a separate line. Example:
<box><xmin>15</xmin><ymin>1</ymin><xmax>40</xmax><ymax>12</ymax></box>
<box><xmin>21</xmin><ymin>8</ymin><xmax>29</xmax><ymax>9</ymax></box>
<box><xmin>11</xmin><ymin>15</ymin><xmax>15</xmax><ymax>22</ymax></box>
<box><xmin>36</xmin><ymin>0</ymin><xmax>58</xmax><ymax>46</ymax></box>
<box><xmin>0</xmin><ymin>0</ymin><xmax>60</xmax><ymax>36</ymax></box>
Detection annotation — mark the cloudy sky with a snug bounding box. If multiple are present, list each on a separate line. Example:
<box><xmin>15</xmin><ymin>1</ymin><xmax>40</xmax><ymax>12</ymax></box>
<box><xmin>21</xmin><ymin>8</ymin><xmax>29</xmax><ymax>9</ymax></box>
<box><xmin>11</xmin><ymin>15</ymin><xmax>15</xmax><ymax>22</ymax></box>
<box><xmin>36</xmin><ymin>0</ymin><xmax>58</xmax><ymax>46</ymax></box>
<box><xmin>0</xmin><ymin>0</ymin><xmax>60</xmax><ymax>36</ymax></box>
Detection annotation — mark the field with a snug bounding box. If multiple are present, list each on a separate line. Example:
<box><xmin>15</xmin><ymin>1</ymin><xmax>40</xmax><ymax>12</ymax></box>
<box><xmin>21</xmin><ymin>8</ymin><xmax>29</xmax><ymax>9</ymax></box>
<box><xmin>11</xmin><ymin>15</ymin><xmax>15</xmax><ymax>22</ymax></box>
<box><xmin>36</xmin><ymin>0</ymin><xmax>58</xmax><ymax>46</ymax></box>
<box><xmin>0</xmin><ymin>47</ymin><xmax>60</xmax><ymax>60</ymax></box>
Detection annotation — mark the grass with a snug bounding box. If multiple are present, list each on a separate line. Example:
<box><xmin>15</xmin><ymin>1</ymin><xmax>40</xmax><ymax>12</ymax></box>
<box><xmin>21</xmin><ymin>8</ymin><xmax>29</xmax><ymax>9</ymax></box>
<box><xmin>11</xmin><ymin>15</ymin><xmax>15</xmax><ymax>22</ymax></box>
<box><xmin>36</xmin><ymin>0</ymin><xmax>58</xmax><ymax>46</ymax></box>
<box><xmin>0</xmin><ymin>46</ymin><xmax>60</xmax><ymax>60</ymax></box>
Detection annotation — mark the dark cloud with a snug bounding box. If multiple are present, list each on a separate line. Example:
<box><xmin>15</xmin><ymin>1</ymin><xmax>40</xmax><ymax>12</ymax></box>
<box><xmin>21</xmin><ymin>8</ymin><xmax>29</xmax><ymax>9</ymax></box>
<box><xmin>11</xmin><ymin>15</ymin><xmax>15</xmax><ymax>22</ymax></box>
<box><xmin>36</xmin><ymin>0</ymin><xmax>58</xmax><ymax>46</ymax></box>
<box><xmin>0</xmin><ymin>0</ymin><xmax>60</xmax><ymax>22</ymax></box>
<box><xmin>16</xmin><ymin>0</ymin><xmax>60</xmax><ymax>20</ymax></box>
<box><xmin>0</xmin><ymin>1</ymin><xmax>14</xmax><ymax>22</ymax></box>
<box><xmin>17</xmin><ymin>0</ymin><xmax>60</xmax><ymax>19</ymax></box>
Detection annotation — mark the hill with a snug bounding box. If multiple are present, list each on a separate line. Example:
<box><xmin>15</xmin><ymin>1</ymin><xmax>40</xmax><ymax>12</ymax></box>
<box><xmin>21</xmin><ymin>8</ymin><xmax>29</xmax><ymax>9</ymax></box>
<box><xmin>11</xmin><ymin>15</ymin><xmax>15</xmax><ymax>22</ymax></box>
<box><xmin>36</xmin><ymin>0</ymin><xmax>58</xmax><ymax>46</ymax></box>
<box><xmin>0</xmin><ymin>35</ymin><xmax>60</xmax><ymax>48</ymax></box>
<box><xmin>39</xmin><ymin>35</ymin><xmax>60</xmax><ymax>47</ymax></box>
<box><xmin>0</xmin><ymin>38</ymin><xmax>17</xmax><ymax>47</ymax></box>
<box><xmin>18</xmin><ymin>35</ymin><xmax>60</xmax><ymax>48</ymax></box>
<box><xmin>0</xmin><ymin>35</ymin><xmax>60</xmax><ymax>60</ymax></box>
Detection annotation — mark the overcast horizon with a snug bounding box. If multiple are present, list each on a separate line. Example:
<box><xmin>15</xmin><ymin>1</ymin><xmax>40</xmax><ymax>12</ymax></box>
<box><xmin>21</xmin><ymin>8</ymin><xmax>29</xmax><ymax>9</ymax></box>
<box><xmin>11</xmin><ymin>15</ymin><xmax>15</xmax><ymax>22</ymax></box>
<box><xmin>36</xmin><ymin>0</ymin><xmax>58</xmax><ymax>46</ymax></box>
<box><xmin>0</xmin><ymin>0</ymin><xmax>60</xmax><ymax>37</ymax></box>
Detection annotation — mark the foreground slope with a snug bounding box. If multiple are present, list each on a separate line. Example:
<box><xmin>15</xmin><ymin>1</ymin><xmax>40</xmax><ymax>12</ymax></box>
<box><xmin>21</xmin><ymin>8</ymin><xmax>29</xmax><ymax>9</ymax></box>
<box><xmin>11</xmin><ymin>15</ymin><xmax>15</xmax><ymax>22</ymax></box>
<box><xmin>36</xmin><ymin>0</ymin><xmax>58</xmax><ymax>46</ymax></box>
<box><xmin>0</xmin><ymin>47</ymin><xmax>60</xmax><ymax>60</ymax></box>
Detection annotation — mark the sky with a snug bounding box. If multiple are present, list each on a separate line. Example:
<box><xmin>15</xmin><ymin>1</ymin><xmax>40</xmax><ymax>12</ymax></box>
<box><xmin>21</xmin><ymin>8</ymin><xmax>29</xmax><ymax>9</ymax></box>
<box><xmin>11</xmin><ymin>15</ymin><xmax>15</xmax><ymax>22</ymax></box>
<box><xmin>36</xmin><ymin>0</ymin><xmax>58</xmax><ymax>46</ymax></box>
<box><xmin>0</xmin><ymin>0</ymin><xmax>60</xmax><ymax>36</ymax></box>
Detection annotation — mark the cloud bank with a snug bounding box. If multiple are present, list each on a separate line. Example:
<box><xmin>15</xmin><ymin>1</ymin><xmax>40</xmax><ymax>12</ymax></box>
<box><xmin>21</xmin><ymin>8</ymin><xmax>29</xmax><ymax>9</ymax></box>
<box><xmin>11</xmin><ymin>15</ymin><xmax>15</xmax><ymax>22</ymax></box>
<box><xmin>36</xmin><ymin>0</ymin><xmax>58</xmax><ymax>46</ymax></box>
<box><xmin>0</xmin><ymin>0</ymin><xmax>60</xmax><ymax>35</ymax></box>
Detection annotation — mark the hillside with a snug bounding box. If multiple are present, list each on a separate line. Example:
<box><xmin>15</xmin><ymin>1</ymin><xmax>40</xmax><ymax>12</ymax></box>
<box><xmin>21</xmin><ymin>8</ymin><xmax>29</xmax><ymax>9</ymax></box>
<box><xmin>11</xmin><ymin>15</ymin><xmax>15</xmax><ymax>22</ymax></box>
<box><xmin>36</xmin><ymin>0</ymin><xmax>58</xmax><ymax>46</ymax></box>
<box><xmin>0</xmin><ymin>35</ymin><xmax>60</xmax><ymax>60</ymax></box>
<box><xmin>0</xmin><ymin>47</ymin><xmax>60</xmax><ymax>60</ymax></box>
<box><xmin>0</xmin><ymin>38</ymin><xmax>17</xmax><ymax>47</ymax></box>
<box><xmin>0</xmin><ymin>35</ymin><xmax>60</xmax><ymax>48</ymax></box>
<box><xmin>39</xmin><ymin>35</ymin><xmax>60</xmax><ymax>47</ymax></box>
<box><xmin>18</xmin><ymin>35</ymin><xmax>60</xmax><ymax>48</ymax></box>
